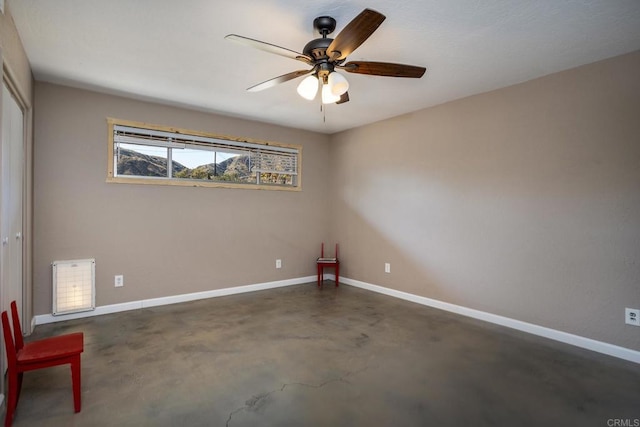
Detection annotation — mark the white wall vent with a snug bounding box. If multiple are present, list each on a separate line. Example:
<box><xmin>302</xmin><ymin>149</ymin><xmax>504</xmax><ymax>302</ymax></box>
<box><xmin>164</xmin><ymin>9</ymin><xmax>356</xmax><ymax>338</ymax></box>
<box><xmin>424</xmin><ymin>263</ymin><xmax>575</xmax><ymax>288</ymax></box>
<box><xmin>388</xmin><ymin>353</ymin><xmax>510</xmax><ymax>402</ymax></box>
<box><xmin>52</xmin><ymin>259</ymin><xmax>96</xmax><ymax>315</ymax></box>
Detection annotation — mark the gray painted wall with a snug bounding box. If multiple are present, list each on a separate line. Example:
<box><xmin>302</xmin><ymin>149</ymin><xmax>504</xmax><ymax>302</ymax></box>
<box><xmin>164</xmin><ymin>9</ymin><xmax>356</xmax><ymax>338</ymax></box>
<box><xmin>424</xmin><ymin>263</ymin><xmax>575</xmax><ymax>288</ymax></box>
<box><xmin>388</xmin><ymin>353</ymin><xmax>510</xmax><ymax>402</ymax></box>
<box><xmin>330</xmin><ymin>51</ymin><xmax>640</xmax><ymax>351</ymax></box>
<box><xmin>0</xmin><ymin>3</ymin><xmax>32</xmax><ymax>101</ymax></box>
<box><xmin>32</xmin><ymin>51</ymin><xmax>640</xmax><ymax>352</ymax></box>
<box><xmin>33</xmin><ymin>83</ymin><xmax>331</xmax><ymax>315</ymax></box>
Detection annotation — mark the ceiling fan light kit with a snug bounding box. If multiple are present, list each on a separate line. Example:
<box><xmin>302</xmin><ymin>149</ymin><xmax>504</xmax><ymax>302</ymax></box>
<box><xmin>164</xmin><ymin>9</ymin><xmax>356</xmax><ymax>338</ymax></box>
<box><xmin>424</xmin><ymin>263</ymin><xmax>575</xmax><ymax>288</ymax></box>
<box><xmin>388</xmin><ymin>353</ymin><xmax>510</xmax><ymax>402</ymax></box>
<box><xmin>226</xmin><ymin>8</ymin><xmax>426</xmax><ymax>105</ymax></box>
<box><xmin>297</xmin><ymin>75</ymin><xmax>319</xmax><ymax>100</ymax></box>
<box><xmin>328</xmin><ymin>72</ymin><xmax>349</xmax><ymax>96</ymax></box>
<box><xmin>296</xmin><ymin>71</ymin><xmax>349</xmax><ymax>103</ymax></box>
<box><xmin>322</xmin><ymin>84</ymin><xmax>341</xmax><ymax>104</ymax></box>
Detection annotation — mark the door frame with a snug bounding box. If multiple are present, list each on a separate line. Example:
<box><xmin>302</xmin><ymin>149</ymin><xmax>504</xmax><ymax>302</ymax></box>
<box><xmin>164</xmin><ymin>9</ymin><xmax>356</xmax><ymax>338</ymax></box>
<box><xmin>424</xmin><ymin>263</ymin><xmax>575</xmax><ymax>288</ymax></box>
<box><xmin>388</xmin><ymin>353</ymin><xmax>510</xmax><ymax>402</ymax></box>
<box><xmin>1</xmin><ymin>58</ymin><xmax>33</xmax><ymax>406</ymax></box>
<box><xmin>2</xmin><ymin>62</ymin><xmax>30</xmax><ymax>329</ymax></box>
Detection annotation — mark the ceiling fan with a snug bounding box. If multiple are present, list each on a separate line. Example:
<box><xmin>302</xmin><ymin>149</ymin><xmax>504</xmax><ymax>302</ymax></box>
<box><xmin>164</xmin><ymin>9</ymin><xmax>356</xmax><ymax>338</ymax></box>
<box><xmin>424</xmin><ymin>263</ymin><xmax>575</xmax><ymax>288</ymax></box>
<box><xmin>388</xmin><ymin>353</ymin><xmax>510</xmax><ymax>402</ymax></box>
<box><xmin>225</xmin><ymin>8</ymin><xmax>426</xmax><ymax>105</ymax></box>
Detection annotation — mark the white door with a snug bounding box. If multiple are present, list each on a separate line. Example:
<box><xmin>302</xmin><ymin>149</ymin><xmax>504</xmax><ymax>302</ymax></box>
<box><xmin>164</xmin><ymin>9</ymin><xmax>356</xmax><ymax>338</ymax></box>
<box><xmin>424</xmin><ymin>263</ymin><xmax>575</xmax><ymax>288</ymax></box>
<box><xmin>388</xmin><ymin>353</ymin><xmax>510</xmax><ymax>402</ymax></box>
<box><xmin>1</xmin><ymin>80</ymin><xmax>25</xmax><ymax>343</ymax></box>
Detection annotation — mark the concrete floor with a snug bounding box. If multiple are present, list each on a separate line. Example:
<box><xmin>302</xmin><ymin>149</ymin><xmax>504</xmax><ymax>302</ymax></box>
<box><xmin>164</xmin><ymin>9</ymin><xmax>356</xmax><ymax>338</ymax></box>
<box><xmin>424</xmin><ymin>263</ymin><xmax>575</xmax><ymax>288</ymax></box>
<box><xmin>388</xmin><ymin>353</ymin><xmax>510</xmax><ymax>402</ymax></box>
<box><xmin>4</xmin><ymin>283</ymin><xmax>640</xmax><ymax>426</ymax></box>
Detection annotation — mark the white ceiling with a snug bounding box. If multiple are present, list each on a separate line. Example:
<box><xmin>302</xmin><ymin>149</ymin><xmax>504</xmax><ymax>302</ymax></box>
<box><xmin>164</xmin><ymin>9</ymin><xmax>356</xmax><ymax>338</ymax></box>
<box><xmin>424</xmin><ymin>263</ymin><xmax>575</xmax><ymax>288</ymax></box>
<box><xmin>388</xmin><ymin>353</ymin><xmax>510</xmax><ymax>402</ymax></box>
<box><xmin>8</xmin><ymin>0</ymin><xmax>640</xmax><ymax>134</ymax></box>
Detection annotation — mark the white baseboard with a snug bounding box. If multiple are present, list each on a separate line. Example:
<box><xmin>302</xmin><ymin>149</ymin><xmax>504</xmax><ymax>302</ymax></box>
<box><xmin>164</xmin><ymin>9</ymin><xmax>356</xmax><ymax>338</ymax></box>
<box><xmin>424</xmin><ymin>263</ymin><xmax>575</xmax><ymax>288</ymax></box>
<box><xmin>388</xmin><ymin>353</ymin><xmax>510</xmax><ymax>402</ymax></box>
<box><xmin>34</xmin><ymin>275</ymin><xmax>316</xmax><ymax>326</ymax></box>
<box><xmin>341</xmin><ymin>277</ymin><xmax>640</xmax><ymax>364</ymax></box>
<box><xmin>31</xmin><ymin>274</ymin><xmax>639</xmax><ymax>364</ymax></box>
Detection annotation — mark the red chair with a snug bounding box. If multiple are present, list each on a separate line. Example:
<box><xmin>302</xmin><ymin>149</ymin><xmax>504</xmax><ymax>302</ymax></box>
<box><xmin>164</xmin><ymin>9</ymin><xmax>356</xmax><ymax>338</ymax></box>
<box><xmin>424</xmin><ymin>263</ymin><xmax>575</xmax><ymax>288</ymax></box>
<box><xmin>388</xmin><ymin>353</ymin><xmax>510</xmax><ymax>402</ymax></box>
<box><xmin>317</xmin><ymin>243</ymin><xmax>339</xmax><ymax>288</ymax></box>
<box><xmin>1</xmin><ymin>301</ymin><xmax>84</xmax><ymax>427</ymax></box>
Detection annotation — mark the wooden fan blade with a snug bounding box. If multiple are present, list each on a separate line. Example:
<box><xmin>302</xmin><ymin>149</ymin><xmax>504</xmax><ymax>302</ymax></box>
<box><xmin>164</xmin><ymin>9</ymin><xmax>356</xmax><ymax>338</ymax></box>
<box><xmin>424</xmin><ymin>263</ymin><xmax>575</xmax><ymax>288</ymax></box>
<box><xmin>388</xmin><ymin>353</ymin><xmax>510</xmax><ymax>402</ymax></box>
<box><xmin>336</xmin><ymin>92</ymin><xmax>350</xmax><ymax>104</ymax></box>
<box><xmin>341</xmin><ymin>61</ymin><xmax>426</xmax><ymax>78</ymax></box>
<box><xmin>247</xmin><ymin>69</ymin><xmax>314</xmax><ymax>92</ymax></box>
<box><xmin>225</xmin><ymin>34</ymin><xmax>313</xmax><ymax>65</ymax></box>
<box><xmin>327</xmin><ymin>9</ymin><xmax>386</xmax><ymax>62</ymax></box>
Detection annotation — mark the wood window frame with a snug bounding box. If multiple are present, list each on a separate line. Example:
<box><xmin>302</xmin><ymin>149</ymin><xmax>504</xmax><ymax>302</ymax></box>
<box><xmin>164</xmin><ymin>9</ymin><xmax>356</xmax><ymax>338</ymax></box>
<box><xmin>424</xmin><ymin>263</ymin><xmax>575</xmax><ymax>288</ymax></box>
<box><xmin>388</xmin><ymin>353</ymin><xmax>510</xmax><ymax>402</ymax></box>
<box><xmin>107</xmin><ymin>118</ymin><xmax>302</xmax><ymax>191</ymax></box>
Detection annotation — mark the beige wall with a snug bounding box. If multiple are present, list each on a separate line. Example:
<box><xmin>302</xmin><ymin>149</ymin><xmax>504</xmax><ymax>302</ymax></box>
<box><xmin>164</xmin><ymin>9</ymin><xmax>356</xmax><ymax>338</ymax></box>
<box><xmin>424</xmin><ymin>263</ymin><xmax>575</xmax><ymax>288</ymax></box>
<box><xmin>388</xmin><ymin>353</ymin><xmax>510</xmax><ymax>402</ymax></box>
<box><xmin>32</xmin><ymin>51</ymin><xmax>640</xmax><ymax>352</ymax></box>
<box><xmin>330</xmin><ymin>51</ymin><xmax>640</xmax><ymax>351</ymax></box>
<box><xmin>33</xmin><ymin>83</ymin><xmax>331</xmax><ymax>315</ymax></box>
<box><xmin>1</xmin><ymin>3</ymin><xmax>33</xmax><ymax>101</ymax></box>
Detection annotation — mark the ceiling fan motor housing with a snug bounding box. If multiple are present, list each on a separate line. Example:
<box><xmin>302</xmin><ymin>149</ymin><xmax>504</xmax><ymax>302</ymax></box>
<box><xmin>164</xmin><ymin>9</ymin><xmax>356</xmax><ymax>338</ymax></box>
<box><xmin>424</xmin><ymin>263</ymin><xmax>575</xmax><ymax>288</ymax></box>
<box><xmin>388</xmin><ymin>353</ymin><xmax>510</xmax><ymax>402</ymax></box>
<box><xmin>303</xmin><ymin>38</ymin><xmax>332</xmax><ymax>61</ymax></box>
<box><xmin>304</xmin><ymin>16</ymin><xmax>340</xmax><ymax>81</ymax></box>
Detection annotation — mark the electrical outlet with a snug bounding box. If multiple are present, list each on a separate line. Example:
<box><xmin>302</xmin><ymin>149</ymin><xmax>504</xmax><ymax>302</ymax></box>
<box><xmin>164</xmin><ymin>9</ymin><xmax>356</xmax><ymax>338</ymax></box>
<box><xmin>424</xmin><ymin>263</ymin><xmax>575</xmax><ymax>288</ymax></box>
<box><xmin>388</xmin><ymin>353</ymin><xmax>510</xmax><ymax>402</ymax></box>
<box><xmin>276</xmin><ymin>259</ymin><xmax>282</xmax><ymax>269</ymax></box>
<box><xmin>385</xmin><ymin>263</ymin><xmax>391</xmax><ymax>273</ymax></box>
<box><xmin>115</xmin><ymin>275</ymin><xmax>124</xmax><ymax>287</ymax></box>
<box><xmin>625</xmin><ymin>308</ymin><xmax>640</xmax><ymax>326</ymax></box>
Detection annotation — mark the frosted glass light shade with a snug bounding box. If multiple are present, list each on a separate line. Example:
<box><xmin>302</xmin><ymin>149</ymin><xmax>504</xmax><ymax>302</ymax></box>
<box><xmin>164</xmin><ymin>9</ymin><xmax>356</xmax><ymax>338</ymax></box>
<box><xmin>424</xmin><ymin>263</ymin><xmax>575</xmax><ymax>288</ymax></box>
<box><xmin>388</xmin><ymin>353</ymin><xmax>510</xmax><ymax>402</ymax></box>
<box><xmin>328</xmin><ymin>72</ymin><xmax>349</xmax><ymax>96</ymax></box>
<box><xmin>322</xmin><ymin>84</ymin><xmax>340</xmax><ymax>104</ymax></box>
<box><xmin>297</xmin><ymin>75</ymin><xmax>319</xmax><ymax>100</ymax></box>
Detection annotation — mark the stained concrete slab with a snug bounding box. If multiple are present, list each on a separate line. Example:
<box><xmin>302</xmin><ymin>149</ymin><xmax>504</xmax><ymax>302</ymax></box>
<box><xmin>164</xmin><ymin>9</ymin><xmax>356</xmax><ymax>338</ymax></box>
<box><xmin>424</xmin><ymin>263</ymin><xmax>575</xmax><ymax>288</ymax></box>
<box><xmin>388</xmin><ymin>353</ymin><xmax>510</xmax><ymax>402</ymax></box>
<box><xmin>4</xmin><ymin>284</ymin><xmax>640</xmax><ymax>426</ymax></box>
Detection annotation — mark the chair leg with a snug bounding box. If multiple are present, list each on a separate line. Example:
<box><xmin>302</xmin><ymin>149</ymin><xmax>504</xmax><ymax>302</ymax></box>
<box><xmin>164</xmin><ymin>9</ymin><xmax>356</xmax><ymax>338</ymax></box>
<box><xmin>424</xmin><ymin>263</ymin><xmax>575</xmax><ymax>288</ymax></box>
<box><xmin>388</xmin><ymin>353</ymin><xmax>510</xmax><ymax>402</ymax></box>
<box><xmin>71</xmin><ymin>356</ymin><xmax>82</xmax><ymax>412</ymax></box>
<box><xmin>15</xmin><ymin>373</ymin><xmax>23</xmax><ymax>407</ymax></box>
<box><xmin>335</xmin><ymin>264</ymin><xmax>339</xmax><ymax>287</ymax></box>
<box><xmin>5</xmin><ymin>370</ymin><xmax>18</xmax><ymax>427</ymax></box>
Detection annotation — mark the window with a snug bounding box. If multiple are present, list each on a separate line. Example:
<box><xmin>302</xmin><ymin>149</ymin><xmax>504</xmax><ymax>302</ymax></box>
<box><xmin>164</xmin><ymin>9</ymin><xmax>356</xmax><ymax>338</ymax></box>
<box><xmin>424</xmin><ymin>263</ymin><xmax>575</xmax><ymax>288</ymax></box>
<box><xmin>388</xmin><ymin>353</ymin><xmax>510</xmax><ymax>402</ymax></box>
<box><xmin>107</xmin><ymin>119</ymin><xmax>301</xmax><ymax>190</ymax></box>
